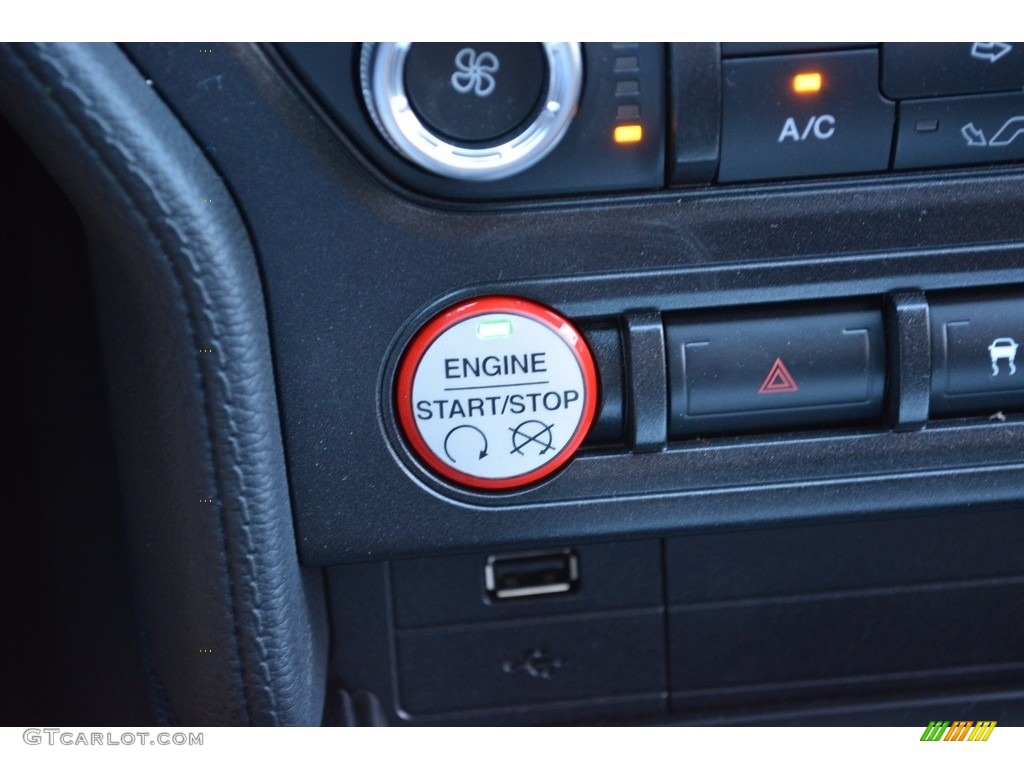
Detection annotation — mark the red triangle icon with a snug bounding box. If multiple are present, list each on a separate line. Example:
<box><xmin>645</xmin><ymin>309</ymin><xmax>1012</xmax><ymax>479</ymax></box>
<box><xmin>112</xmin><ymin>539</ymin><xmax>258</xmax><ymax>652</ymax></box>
<box><xmin>758</xmin><ymin>357</ymin><xmax>799</xmax><ymax>395</ymax></box>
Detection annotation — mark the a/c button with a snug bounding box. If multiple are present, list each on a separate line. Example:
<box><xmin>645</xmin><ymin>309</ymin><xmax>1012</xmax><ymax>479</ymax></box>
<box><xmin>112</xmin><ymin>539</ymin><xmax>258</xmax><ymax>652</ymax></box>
<box><xmin>719</xmin><ymin>50</ymin><xmax>895</xmax><ymax>182</ymax></box>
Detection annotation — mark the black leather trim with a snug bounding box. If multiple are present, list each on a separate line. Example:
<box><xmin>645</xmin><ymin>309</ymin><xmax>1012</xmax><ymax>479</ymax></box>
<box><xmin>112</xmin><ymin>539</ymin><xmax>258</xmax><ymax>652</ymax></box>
<box><xmin>0</xmin><ymin>43</ymin><xmax>327</xmax><ymax>725</ymax></box>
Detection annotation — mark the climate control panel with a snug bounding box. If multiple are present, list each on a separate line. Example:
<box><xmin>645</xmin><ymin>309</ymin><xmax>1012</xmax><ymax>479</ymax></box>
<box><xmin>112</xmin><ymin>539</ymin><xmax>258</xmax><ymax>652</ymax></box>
<box><xmin>278</xmin><ymin>42</ymin><xmax>1024</xmax><ymax>200</ymax></box>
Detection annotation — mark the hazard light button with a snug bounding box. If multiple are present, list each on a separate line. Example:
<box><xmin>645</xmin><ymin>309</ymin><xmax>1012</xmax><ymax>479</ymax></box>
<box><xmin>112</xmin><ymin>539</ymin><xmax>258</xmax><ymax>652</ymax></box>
<box><xmin>666</xmin><ymin>308</ymin><xmax>886</xmax><ymax>437</ymax></box>
<box><xmin>396</xmin><ymin>297</ymin><xmax>598</xmax><ymax>490</ymax></box>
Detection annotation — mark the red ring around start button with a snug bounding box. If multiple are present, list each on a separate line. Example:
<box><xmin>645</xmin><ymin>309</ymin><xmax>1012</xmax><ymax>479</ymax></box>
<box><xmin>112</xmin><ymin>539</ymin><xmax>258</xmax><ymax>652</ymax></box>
<box><xmin>395</xmin><ymin>296</ymin><xmax>598</xmax><ymax>490</ymax></box>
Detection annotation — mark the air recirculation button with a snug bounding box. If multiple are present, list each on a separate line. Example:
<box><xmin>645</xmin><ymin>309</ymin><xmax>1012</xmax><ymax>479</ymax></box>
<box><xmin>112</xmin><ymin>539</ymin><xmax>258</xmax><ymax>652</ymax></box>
<box><xmin>362</xmin><ymin>43</ymin><xmax>582</xmax><ymax>181</ymax></box>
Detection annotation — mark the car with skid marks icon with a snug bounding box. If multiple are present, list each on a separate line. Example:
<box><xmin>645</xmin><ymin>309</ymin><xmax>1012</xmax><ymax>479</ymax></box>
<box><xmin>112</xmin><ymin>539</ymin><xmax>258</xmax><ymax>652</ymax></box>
<box><xmin>988</xmin><ymin>337</ymin><xmax>1019</xmax><ymax>375</ymax></box>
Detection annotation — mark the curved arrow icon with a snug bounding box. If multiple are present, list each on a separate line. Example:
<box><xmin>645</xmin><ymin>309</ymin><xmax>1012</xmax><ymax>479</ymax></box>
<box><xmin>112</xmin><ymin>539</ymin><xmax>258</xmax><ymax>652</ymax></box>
<box><xmin>443</xmin><ymin>424</ymin><xmax>488</xmax><ymax>462</ymax></box>
<box><xmin>961</xmin><ymin>116</ymin><xmax>1024</xmax><ymax>148</ymax></box>
<box><xmin>971</xmin><ymin>42</ymin><xmax>1013</xmax><ymax>64</ymax></box>
<box><xmin>988</xmin><ymin>116</ymin><xmax>1024</xmax><ymax>147</ymax></box>
<box><xmin>961</xmin><ymin>122</ymin><xmax>987</xmax><ymax>146</ymax></box>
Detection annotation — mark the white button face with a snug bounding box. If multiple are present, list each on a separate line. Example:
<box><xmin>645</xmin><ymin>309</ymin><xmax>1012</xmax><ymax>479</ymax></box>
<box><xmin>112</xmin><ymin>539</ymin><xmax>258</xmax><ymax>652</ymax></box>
<box><xmin>396</xmin><ymin>297</ymin><xmax>598</xmax><ymax>490</ymax></box>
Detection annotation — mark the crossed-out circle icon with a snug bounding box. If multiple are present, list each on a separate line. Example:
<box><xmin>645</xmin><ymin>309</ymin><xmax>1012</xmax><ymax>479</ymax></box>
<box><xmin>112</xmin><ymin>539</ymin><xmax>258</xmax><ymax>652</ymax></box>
<box><xmin>510</xmin><ymin>420</ymin><xmax>555</xmax><ymax>456</ymax></box>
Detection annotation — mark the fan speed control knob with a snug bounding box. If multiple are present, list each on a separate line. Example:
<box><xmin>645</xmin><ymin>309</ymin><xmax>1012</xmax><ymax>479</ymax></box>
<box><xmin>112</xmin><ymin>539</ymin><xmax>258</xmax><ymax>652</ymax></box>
<box><xmin>361</xmin><ymin>43</ymin><xmax>583</xmax><ymax>181</ymax></box>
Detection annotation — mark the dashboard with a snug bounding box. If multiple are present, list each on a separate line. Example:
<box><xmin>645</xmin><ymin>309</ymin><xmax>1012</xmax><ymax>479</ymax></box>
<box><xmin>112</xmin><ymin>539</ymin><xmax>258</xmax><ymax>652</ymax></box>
<box><xmin>2</xmin><ymin>41</ymin><xmax>1023</xmax><ymax>727</ymax></box>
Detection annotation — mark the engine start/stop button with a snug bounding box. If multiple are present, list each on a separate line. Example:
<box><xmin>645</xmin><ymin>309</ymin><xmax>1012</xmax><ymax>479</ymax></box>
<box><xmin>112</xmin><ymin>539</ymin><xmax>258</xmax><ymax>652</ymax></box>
<box><xmin>395</xmin><ymin>296</ymin><xmax>598</xmax><ymax>490</ymax></box>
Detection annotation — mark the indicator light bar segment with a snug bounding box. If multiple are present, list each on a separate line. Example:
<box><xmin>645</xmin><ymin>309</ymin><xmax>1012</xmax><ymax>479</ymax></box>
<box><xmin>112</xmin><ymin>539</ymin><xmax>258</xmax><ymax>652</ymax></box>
<box><xmin>476</xmin><ymin>318</ymin><xmax>514</xmax><ymax>339</ymax></box>
<box><xmin>613</xmin><ymin>124</ymin><xmax>643</xmax><ymax>144</ymax></box>
<box><xmin>792</xmin><ymin>72</ymin><xmax>823</xmax><ymax>94</ymax></box>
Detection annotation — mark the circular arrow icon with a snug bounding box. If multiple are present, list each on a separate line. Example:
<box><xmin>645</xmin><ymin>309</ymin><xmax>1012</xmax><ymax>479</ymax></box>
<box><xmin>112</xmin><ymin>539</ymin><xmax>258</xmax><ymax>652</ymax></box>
<box><xmin>443</xmin><ymin>424</ymin><xmax>489</xmax><ymax>462</ymax></box>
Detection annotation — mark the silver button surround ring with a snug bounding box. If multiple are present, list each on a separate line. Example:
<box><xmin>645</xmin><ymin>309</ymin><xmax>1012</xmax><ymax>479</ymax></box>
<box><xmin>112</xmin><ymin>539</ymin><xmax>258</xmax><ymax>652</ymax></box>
<box><xmin>362</xmin><ymin>43</ymin><xmax>583</xmax><ymax>182</ymax></box>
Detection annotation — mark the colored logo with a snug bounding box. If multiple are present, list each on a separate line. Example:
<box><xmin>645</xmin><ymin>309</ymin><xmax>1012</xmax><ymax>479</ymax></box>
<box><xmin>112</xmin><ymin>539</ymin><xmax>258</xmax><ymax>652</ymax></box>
<box><xmin>920</xmin><ymin>721</ymin><xmax>996</xmax><ymax>741</ymax></box>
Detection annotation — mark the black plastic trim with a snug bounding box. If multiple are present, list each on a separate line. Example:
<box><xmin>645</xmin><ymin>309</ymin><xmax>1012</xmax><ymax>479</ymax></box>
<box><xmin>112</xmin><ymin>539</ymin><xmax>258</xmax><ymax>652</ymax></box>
<box><xmin>886</xmin><ymin>290</ymin><xmax>931</xmax><ymax>429</ymax></box>
<box><xmin>625</xmin><ymin>312</ymin><xmax>669</xmax><ymax>451</ymax></box>
<box><xmin>668</xmin><ymin>43</ymin><xmax>720</xmax><ymax>184</ymax></box>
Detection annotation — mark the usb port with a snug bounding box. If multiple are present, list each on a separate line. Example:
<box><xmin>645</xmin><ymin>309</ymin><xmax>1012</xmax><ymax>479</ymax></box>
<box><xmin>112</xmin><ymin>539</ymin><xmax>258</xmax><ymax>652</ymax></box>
<box><xmin>485</xmin><ymin>549</ymin><xmax>579</xmax><ymax>600</ymax></box>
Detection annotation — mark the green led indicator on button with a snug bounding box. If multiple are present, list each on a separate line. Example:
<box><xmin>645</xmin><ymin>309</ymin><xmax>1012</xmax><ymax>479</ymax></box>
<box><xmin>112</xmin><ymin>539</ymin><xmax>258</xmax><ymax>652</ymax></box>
<box><xmin>476</xmin><ymin>318</ymin><xmax>514</xmax><ymax>339</ymax></box>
